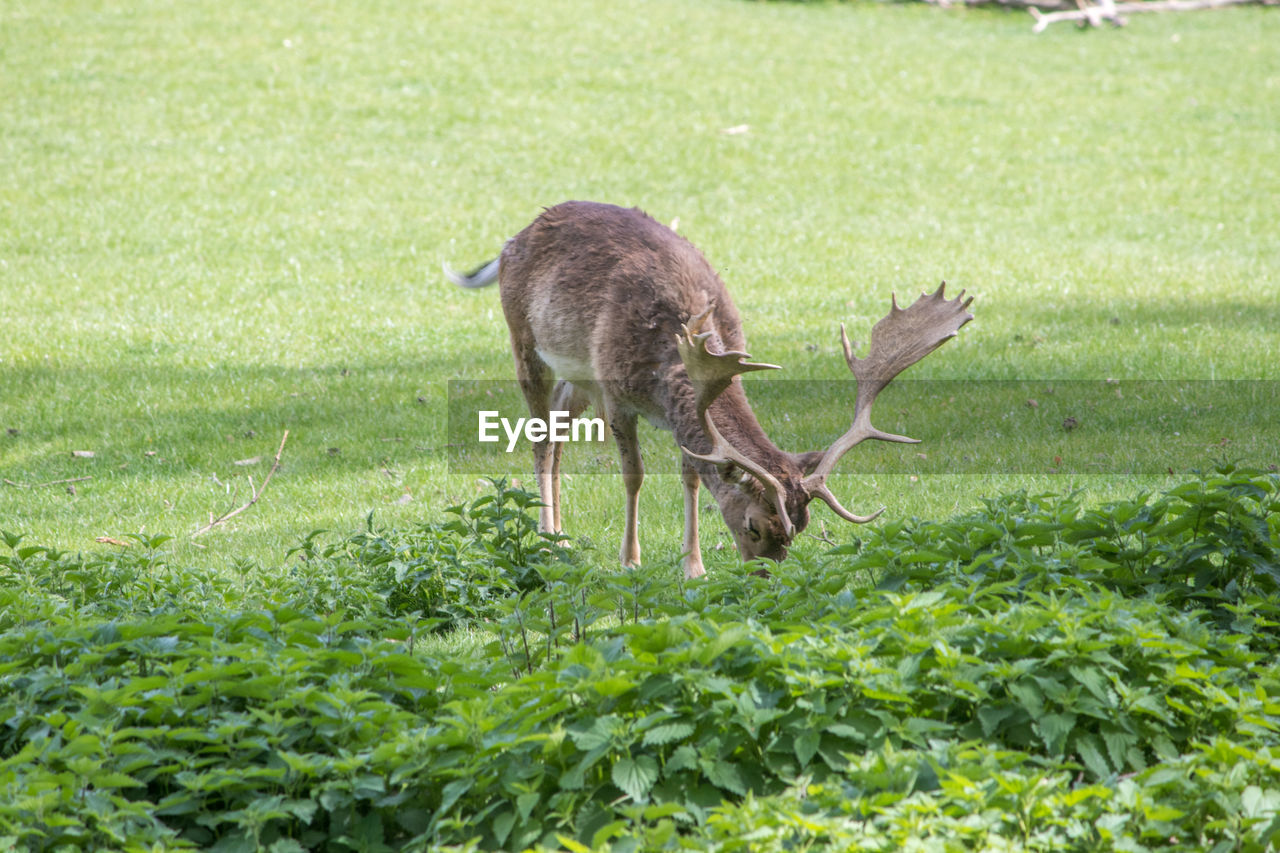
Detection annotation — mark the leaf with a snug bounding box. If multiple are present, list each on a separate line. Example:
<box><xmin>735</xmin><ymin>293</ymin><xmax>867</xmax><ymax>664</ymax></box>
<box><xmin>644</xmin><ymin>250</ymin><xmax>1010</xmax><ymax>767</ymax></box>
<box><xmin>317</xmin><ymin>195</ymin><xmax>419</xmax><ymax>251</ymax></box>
<box><xmin>665</xmin><ymin>745</ymin><xmax>698</xmax><ymax>776</ymax></box>
<box><xmin>612</xmin><ymin>755</ymin><xmax>659</xmax><ymax>800</ymax></box>
<box><xmin>568</xmin><ymin>716</ymin><xmax>619</xmax><ymax>751</ymax></box>
<box><xmin>209</xmin><ymin>832</ymin><xmax>256</xmax><ymax>853</ymax></box>
<box><xmin>559</xmin><ymin>761</ymin><xmax>587</xmax><ymax>791</ymax></box>
<box><xmin>267</xmin><ymin>840</ymin><xmax>307</xmax><ymax>853</ymax></box>
<box><xmin>825</xmin><ymin>722</ymin><xmax>867</xmax><ymax>742</ymax></box>
<box><xmin>1076</xmin><ymin>734</ymin><xmax>1111</xmax><ymax>779</ymax></box>
<box><xmin>492</xmin><ymin>810</ymin><xmax>515</xmax><ymax>847</ymax></box>
<box><xmin>1102</xmin><ymin>729</ymin><xmax>1138</xmax><ymax>772</ymax></box>
<box><xmin>592</xmin><ymin>675</ymin><xmax>636</xmax><ymax>698</ymax></box>
<box><xmin>641</xmin><ymin>802</ymin><xmax>690</xmax><ymax>821</ymax></box>
<box><xmin>1068</xmin><ymin>665</ymin><xmax>1114</xmax><ymax>706</ymax></box>
<box><xmin>977</xmin><ymin>704</ymin><xmax>1015</xmax><ymax>738</ymax></box>
<box><xmin>435</xmin><ymin>778</ymin><xmax>471</xmax><ymax>815</ymax></box>
<box><xmin>556</xmin><ymin>836</ymin><xmax>593</xmax><ymax>853</ymax></box>
<box><xmin>1143</xmin><ymin>803</ymin><xmax>1186</xmax><ymax>822</ymax></box>
<box><xmin>900</xmin><ymin>551</ymin><xmax>949</xmax><ymax>565</ymax></box>
<box><xmin>794</xmin><ymin>730</ymin><xmax>820</xmax><ymax>767</ymax></box>
<box><xmin>642</xmin><ymin>722</ymin><xmax>694</xmax><ymax>747</ymax></box>
<box><xmin>706</xmin><ymin>760</ymin><xmax>747</xmax><ymax>795</ymax></box>
<box><xmin>1037</xmin><ymin>712</ymin><xmax>1076</xmax><ymax>755</ymax></box>
<box><xmin>1242</xmin><ymin>785</ymin><xmax>1280</xmax><ymax>818</ymax></box>
<box><xmin>1008</xmin><ymin>681</ymin><xmax>1044</xmax><ymax>717</ymax></box>
<box><xmin>902</xmin><ymin>717</ymin><xmax>952</xmax><ymax>740</ymax></box>
<box><xmin>88</xmin><ymin>771</ymin><xmax>144</xmax><ymax>789</ymax></box>
<box><xmin>516</xmin><ymin>791</ymin><xmax>540</xmax><ymax>822</ymax></box>
<box><xmin>698</xmin><ymin>625</ymin><xmax>748</xmax><ymax>665</ymax></box>
<box><xmin>590</xmin><ymin>820</ymin><xmax>628</xmax><ymax>849</ymax></box>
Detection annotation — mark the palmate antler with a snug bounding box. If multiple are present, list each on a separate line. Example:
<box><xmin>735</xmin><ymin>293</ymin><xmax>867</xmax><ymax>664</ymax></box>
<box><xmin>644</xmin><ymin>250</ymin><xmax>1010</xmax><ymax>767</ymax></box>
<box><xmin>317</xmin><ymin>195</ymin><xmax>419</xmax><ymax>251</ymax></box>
<box><xmin>675</xmin><ymin>307</ymin><xmax>797</xmax><ymax>539</ymax></box>
<box><xmin>802</xmin><ymin>283</ymin><xmax>974</xmax><ymax>522</ymax></box>
<box><xmin>676</xmin><ymin>284</ymin><xmax>972</xmax><ymax>543</ymax></box>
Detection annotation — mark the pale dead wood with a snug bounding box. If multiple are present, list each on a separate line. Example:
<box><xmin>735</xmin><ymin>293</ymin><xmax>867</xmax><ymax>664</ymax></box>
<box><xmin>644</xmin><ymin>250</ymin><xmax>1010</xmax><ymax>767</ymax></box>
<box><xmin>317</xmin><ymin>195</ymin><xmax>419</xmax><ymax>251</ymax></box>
<box><xmin>192</xmin><ymin>431</ymin><xmax>289</xmax><ymax>537</ymax></box>
<box><xmin>922</xmin><ymin>0</ymin><xmax>1077</xmax><ymax>10</ymax></box>
<box><xmin>4</xmin><ymin>475</ymin><xmax>94</xmax><ymax>489</ymax></box>
<box><xmin>1031</xmin><ymin>0</ymin><xmax>1266</xmax><ymax>30</ymax></box>
<box><xmin>921</xmin><ymin>0</ymin><xmax>1272</xmax><ymax>25</ymax></box>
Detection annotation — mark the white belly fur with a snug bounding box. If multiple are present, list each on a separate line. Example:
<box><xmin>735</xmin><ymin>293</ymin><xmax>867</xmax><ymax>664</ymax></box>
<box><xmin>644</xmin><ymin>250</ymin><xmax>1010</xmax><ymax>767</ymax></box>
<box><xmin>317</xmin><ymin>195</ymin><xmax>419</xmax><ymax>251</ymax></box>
<box><xmin>535</xmin><ymin>348</ymin><xmax>594</xmax><ymax>381</ymax></box>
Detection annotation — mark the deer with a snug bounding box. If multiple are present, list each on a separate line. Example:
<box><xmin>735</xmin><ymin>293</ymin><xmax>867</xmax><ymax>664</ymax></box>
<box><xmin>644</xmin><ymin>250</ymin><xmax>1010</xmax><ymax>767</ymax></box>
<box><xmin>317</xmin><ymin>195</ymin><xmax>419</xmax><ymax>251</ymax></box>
<box><xmin>446</xmin><ymin>201</ymin><xmax>973</xmax><ymax>579</ymax></box>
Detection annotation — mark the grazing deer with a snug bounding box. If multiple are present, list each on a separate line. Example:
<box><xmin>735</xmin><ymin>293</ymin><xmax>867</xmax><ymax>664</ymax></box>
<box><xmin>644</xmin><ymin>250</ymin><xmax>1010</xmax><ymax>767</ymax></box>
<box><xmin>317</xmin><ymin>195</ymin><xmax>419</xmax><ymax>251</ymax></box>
<box><xmin>446</xmin><ymin>201</ymin><xmax>973</xmax><ymax>578</ymax></box>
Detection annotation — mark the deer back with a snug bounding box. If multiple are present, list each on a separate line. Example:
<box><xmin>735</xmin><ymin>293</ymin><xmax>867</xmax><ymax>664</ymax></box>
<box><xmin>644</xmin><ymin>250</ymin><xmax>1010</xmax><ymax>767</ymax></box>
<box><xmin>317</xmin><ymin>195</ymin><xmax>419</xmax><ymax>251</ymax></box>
<box><xmin>498</xmin><ymin>203</ymin><xmax>746</xmax><ymax>424</ymax></box>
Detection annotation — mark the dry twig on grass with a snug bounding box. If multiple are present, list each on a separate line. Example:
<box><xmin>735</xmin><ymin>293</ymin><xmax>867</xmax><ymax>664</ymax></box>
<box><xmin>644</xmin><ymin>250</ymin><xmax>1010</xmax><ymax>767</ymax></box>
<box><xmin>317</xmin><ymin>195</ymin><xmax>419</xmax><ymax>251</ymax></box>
<box><xmin>3</xmin><ymin>476</ymin><xmax>94</xmax><ymax>489</ymax></box>
<box><xmin>193</xmin><ymin>431</ymin><xmax>290</xmax><ymax>537</ymax></box>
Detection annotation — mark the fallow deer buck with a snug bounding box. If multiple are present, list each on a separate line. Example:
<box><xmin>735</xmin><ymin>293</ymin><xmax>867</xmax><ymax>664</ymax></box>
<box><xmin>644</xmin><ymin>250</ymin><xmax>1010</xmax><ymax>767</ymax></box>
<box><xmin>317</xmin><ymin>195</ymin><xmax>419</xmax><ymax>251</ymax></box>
<box><xmin>446</xmin><ymin>201</ymin><xmax>973</xmax><ymax>578</ymax></box>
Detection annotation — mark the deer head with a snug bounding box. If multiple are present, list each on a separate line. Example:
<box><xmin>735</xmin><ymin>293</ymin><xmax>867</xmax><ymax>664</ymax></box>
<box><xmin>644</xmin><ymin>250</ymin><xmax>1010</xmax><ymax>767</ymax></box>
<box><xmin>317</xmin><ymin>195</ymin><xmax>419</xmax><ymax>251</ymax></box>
<box><xmin>676</xmin><ymin>283</ymin><xmax>973</xmax><ymax>569</ymax></box>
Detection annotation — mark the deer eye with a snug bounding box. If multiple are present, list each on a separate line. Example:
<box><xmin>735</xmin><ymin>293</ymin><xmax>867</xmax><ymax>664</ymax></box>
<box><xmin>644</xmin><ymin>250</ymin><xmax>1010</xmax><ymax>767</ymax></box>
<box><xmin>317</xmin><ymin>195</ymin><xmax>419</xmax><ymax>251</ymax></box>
<box><xmin>746</xmin><ymin>519</ymin><xmax>762</xmax><ymax>541</ymax></box>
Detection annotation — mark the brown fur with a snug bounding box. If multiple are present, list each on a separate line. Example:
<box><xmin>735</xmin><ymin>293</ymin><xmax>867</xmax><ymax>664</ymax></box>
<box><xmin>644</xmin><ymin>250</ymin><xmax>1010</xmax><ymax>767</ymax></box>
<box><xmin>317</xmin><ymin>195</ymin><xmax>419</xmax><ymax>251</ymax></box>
<box><xmin>494</xmin><ymin>201</ymin><xmax>814</xmax><ymax>573</ymax></box>
<box><xmin>462</xmin><ymin>201</ymin><xmax>974</xmax><ymax>576</ymax></box>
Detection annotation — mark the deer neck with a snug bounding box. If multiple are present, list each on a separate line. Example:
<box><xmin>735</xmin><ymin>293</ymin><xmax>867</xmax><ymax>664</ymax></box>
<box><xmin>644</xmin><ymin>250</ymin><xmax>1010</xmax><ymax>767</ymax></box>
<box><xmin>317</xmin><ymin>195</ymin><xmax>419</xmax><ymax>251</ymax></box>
<box><xmin>666</xmin><ymin>376</ymin><xmax>793</xmax><ymax>492</ymax></box>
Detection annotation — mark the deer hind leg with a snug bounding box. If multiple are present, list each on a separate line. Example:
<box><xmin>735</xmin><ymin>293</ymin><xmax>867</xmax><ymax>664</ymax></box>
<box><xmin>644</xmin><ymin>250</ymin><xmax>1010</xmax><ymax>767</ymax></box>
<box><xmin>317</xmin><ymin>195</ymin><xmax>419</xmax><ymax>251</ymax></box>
<box><xmin>680</xmin><ymin>461</ymin><xmax>706</xmax><ymax>579</ymax></box>
<box><xmin>607</xmin><ymin>404</ymin><xmax>643</xmax><ymax>567</ymax></box>
<box><xmin>510</xmin><ymin>334</ymin><xmax>558</xmax><ymax>534</ymax></box>
<box><xmin>548</xmin><ymin>380</ymin><xmax>590</xmax><ymax>533</ymax></box>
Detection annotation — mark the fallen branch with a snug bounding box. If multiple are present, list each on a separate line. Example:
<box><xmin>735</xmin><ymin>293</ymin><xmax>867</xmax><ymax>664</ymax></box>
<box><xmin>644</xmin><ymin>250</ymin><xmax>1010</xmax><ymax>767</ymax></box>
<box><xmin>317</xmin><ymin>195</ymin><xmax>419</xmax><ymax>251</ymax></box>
<box><xmin>4</xmin><ymin>476</ymin><xmax>94</xmax><ymax>489</ymax></box>
<box><xmin>925</xmin><ymin>0</ymin><xmax>1076</xmax><ymax>9</ymax></box>
<box><xmin>193</xmin><ymin>430</ymin><xmax>289</xmax><ymax>537</ymax></box>
<box><xmin>1031</xmin><ymin>0</ymin><xmax>1268</xmax><ymax>30</ymax></box>
<box><xmin>922</xmin><ymin>0</ymin><xmax>1274</xmax><ymax>23</ymax></box>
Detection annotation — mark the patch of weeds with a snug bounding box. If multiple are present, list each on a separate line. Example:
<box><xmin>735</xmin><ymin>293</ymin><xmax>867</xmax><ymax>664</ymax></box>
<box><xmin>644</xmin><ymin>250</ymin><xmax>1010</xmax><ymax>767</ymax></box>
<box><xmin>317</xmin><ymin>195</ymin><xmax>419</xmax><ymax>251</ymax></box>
<box><xmin>829</xmin><ymin>463</ymin><xmax>1280</xmax><ymax>639</ymax></box>
<box><xmin>287</xmin><ymin>478</ymin><xmax>576</xmax><ymax>630</ymax></box>
<box><xmin>1</xmin><ymin>472</ymin><xmax>1278</xmax><ymax>850</ymax></box>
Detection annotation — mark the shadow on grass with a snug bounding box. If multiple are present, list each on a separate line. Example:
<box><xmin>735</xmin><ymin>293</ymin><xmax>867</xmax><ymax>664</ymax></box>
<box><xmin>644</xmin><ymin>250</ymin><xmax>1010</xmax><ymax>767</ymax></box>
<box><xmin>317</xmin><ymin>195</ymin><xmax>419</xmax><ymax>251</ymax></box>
<box><xmin>1012</xmin><ymin>296</ymin><xmax>1280</xmax><ymax>335</ymax></box>
<box><xmin>5</xmin><ymin>365</ymin><xmax>1276</xmax><ymax>492</ymax></box>
<box><xmin>0</xmin><ymin>361</ymin><xmax>453</xmax><ymax>486</ymax></box>
<box><xmin>445</xmin><ymin>378</ymin><xmax>1279</xmax><ymax>477</ymax></box>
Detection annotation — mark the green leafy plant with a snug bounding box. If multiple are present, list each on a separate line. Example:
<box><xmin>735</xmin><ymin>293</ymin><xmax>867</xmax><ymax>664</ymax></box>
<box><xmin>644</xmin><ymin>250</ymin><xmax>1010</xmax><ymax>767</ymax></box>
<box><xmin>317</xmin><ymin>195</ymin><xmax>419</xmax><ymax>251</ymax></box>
<box><xmin>286</xmin><ymin>479</ymin><xmax>575</xmax><ymax>633</ymax></box>
<box><xmin>2</xmin><ymin>473</ymin><xmax>1279</xmax><ymax>851</ymax></box>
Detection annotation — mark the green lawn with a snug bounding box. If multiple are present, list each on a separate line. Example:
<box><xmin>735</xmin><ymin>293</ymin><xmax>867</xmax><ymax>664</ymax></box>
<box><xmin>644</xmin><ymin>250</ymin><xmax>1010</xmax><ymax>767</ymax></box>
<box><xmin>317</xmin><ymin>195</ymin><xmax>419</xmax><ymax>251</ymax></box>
<box><xmin>2</xmin><ymin>0</ymin><xmax>1277</xmax><ymax>572</ymax></box>
<box><xmin>3</xmin><ymin>4</ymin><xmax>1280</xmax><ymax>848</ymax></box>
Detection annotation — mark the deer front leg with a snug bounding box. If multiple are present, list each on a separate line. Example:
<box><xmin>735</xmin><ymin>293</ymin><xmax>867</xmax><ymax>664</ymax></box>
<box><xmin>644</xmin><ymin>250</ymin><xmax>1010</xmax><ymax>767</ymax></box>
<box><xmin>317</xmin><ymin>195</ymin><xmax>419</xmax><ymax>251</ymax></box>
<box><xmin>681</xmin><ymin>461</ymin><xmax>705</xmax><ymax>579</ymax></box>
<box><xmin>610</xmin><ymin>409</ymin><xmax>643</xmax><ymax>567</ymax></box>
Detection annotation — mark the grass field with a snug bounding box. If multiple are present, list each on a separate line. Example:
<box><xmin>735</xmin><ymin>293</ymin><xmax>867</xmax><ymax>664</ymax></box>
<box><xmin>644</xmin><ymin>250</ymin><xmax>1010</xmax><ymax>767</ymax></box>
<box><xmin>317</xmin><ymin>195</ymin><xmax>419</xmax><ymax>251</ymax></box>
<box><xmin>3</xmin><ymin>1</ymin><xmax>1278</xmax><ymax>566</ymax></box>
<box><xmin>3</xmin><ymin>2</ymin><xmax>1280</xmax><ymax>849</ymax></box>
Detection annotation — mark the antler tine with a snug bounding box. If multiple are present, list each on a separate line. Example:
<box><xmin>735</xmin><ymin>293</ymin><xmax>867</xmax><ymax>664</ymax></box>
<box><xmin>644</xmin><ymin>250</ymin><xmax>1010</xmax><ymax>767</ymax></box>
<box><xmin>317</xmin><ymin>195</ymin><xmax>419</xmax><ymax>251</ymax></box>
<box><xmin>803</xmin><ymin>282</ymin><xmax>973</xmax><ymax>510</ymax></box>
<box><xmin>677</xmin><ymin>313</ymin><xmax>780</xmax><ymax>416</ymax></box>
<box><xmin>809</xmin><ymin>484</ymin><xmax>885</xmax><ymax>525</ymax></box>
<box><xmin>675</xmin><ymin>316</ymin><xmax>795</xmax><ymax>538</ymax></box>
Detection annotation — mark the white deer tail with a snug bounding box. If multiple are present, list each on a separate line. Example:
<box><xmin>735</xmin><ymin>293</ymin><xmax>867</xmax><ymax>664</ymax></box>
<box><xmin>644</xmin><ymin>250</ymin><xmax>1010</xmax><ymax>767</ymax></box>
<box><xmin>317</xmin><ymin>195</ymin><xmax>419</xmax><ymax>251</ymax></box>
<box><xmin>443</xmin><ymin>257</ymin><xmax>500</xmax><ymax>289</ymax></box>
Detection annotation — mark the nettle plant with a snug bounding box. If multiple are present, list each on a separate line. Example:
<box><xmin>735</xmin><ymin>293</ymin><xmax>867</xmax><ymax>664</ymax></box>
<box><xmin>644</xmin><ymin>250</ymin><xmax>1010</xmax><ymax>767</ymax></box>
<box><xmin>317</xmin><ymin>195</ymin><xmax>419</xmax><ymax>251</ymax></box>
<box><xmin>286</xmin><ymin>477</ymin><xmax>574</xmax><ymax>629</ymax></box>
<box><xmin>1</xmin><ymin>467</ymin><xmax>1278</xmax><ymax>851</ymax></box>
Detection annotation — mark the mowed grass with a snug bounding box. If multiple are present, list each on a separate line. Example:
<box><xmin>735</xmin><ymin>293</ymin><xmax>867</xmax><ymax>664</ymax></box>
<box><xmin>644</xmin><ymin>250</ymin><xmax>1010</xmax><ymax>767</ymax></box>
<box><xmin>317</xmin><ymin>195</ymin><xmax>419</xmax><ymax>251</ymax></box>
<box><xmin>1</xmin><ymin>0</ymin><xmax>1277</xmax><ymax>572</ymax></box>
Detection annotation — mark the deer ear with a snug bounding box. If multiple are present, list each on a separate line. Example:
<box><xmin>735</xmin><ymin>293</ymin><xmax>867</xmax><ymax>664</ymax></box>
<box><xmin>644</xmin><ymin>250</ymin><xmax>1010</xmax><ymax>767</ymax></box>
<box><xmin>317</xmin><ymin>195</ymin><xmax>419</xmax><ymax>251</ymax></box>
<box><xmin>720</xmin><ymin>461</ymin><xmax>749</xmax><ymax>486</ymax></box>
<box><xmin>791</xmin><ymin>450</ymin><xmax>825</xmax><ymax>477</ymax></box>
